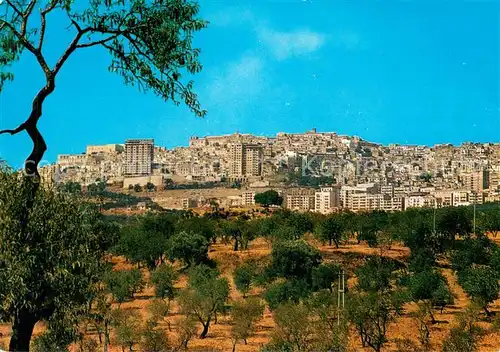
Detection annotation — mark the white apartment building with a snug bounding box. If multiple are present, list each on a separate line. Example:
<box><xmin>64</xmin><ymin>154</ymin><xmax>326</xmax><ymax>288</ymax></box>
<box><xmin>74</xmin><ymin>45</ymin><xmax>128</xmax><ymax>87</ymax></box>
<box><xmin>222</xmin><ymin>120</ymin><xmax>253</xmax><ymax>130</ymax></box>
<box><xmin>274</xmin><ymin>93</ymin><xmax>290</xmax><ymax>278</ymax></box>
<box><xmin>404</xmin><ymin>193</ymin><xmax>436</xmax><ymax>209</ymax></box>
<box><xmin>242</xmin><ymin>191</ymin><xmax>256</xmax><ymax>206</ymax></box>
<box><xmin>314</xmin><ymin>186</ymin><xmax>341</xmax><ymax>214</ymax></box>
<box><xmin>340</xmin><ymin>183</ymin><xmax>378</xmax><ymax>208</ymax></box>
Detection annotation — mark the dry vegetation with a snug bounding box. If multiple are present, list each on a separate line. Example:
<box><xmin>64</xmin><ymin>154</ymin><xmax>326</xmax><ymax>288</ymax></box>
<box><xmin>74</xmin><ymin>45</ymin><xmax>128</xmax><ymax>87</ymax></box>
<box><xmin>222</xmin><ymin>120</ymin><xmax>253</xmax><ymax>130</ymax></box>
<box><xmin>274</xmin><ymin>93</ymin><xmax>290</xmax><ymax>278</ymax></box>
<box><xmin>3</xmin><ymin>235</ymin><xmax>500</xmax><ymax>352</ymax></box>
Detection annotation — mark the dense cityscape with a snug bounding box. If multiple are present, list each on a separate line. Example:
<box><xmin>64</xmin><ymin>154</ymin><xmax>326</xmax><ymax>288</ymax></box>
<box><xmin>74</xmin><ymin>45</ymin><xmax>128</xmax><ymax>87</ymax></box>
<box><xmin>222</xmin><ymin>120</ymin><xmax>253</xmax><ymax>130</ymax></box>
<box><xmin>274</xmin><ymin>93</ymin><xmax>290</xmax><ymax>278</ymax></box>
<box><xmin>41</xmin><ymin>128</ymin><xmax>500</xmax><ymax>212</ymax></box>
<box><xmin>2</xmin><ymin>0</ymin><xmax>500</xmax><ymax>351</ymax></box>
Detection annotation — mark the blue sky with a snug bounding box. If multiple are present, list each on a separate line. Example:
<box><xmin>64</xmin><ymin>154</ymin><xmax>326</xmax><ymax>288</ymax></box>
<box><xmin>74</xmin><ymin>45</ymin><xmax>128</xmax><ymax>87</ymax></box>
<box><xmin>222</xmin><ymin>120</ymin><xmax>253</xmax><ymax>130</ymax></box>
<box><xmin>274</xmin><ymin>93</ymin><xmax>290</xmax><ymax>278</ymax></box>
<box><xmin>0</xmin><ymin>0</ymin><xmax>499</xmax><ymax>168</ymax></box>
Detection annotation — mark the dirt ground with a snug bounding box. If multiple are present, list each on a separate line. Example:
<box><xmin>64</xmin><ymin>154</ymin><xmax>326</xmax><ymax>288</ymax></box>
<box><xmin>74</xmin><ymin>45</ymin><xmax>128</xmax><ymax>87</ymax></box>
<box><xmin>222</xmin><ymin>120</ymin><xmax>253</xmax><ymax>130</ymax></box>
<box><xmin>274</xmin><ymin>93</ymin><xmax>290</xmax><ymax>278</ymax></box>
<box><xmin>3</xmin><ymin>237</ymin><xmax>500</xmax><ymax>351</ymax></box>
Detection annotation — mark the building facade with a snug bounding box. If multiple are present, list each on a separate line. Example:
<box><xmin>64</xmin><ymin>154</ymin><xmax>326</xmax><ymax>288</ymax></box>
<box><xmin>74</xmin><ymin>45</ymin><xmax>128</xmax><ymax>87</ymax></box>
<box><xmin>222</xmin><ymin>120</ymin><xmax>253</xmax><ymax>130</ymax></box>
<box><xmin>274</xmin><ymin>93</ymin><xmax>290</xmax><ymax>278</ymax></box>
<box><xmin>124</xmin><ymin>139</ymin><xmax>154</xmax><ymax>176</ymax></box>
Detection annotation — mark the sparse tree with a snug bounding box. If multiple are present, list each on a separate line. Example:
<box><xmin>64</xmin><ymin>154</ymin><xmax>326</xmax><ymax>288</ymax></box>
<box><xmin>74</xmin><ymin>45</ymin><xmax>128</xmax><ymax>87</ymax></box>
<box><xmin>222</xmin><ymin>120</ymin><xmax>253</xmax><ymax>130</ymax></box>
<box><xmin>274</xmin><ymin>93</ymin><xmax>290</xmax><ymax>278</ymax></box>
<box><xmin>104</xmin><ymin>268</ymin><xmax>144</xmax><ymax>306</ymax></box>
<box><xmin>254</xmin><ymin>190</ymin><xmax>283</xmax><ymax>207</ymax></box>
<box><xmin>459</xmin><ymin>266</ymin><xmax>499</xmax><ymax>316</ymax></box>
<box><xmin>233</xmin><ymin>261</ymin><xmax>257</xmax><ymax>297</ymax></box>
<box><xmin>230</xmin><ymin>298</ymin><xmax>264</xmax><ymax>351</ymax></box>
<box><xmin>146</xmin><ymin>182</ymin><xmax>157</xmax><ymax>192</ymax></box>
<box><xmin>151</xmin><ymin>263</ymin><xmax>178</xmax><ymax>302</ymax></box>
<box><xmin>271</xmin><ymin>302</ymin><xmax>314</xmax><ymax>352</ymax></box>
<box><xmin>140</xmin><ymin>319</ymin><xmax>170</xmax><ymax>352</ymax></box>
<box><xmin>112</xmin><ymin>309</ymin><xmax>143</xmax><ymax>352</ymax></box>
<box><xmin>269</xmin><ymin>240</ymin><xmax>321</xmax><ymax>282</ymax></box>
<box><xmin>178</xmin><ymin>265</ymin><xmax>229</xmax><ymax>338</ymax></box>
<box><xmin>175</xmin><ymin>316</ymin><xmax>198</xmax><ymax>351</ymax></box>
<box><xmin>148</xmin><ymin>299</ymin><xmax>171</xmax><ymax>331</ymax></box>
<box><xmin>311</xmin><ymin>262</ymin><xmax>341</xmax><ymax>292</ymax></box>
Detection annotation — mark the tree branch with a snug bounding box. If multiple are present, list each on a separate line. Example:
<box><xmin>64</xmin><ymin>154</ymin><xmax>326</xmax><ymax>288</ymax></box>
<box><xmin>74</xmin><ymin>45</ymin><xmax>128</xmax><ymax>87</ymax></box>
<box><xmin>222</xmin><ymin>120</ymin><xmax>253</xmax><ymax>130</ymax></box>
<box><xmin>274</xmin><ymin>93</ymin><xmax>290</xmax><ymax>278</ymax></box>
<box><xmin>38</xmin><ymin>0</ymin><xmax>59</xmax><ymax>50</ymax></box>
<box><xmin>20</xmin><ymin>0</ymin><xmax>37</xmax><ymax>36</ymax></box>
<box><xmin>53</xmin><ymin>26</ymin><xmax>93</xmax><ymax>75</ymax></box>
<box><xmin>4</xmin><ymin>0</ymin><xmax>23</xmax><ymax>17</ymax></box>
<box><xmin>0</xmin><ymin>18</ymin><xmax>52</xmax><ymax>76</ymax></box>
<box><xmin>75</xmin><ymin>34</ymin><xmax>121</xmax><ymax>49</ymax></box>
<box><xmin>0</xmin><ymin>124</ymin><xmax>25</xmax><ymax>135</ymax></box>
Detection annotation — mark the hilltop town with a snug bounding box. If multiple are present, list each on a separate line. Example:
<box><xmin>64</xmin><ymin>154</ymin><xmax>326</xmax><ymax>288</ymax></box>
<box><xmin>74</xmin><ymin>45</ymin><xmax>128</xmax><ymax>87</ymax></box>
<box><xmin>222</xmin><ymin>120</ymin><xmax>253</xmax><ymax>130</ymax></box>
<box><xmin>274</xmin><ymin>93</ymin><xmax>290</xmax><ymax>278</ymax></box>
<box><xmin>40</xmin><ymin>129</ymin><xmax>500</xmax><ymax>213</ymax></box>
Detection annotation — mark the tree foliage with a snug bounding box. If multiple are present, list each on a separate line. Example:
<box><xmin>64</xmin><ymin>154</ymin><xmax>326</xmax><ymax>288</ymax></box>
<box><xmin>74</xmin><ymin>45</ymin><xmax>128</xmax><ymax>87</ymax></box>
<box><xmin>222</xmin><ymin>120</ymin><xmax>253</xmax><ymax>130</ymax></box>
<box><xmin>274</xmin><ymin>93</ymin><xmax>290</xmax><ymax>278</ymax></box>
<box><xmin>0</xmin><ymin>170</ymin><xmax>114</xmax><ymax>351</ymax></box>
<box><xmin>178</xmin><ymin>265</ymin><xmax>229</xmax><ymax>338</ymax></box>
<box><xmin>315</xmin><ymin>214</ymin><xmax>344</xmax><ymax>247</ymax></box>
<box><xmin>151</xmin><ymin>263</ymin><xmax>178</xmax><ymax>300</ymax></box>
<box><xmin>167</xmin><ymin>230</ymin><xmax>209</xmax><ymax>267</ymax></box>
<box><xmin>254</xmin><ymin>190</ymin><xmax>283</xmax><ymax>207</ymax></box>
<box><xmin>231</xmin><ymin>298</ymin><xmax>264</xmax><ymax>349</ymax></box>
<box><xmin>104</xmin><ymin>268</ymin><xmax>144</xmax><ymax>305</ymax></box>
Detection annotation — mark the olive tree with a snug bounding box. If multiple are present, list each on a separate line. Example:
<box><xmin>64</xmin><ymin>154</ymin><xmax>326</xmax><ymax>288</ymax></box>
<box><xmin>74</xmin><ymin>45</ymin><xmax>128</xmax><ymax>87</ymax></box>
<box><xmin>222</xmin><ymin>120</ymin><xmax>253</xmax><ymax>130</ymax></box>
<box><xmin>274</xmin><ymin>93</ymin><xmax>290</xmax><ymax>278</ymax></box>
<box><xmin>178</xmin><ymin>265</ymin><xmax>229</xmax><ymax>338</ymax></box>
<box><xmin>0</xmin><ymin>169</ymin><xmax>115</xmax><ymax>351</ymax></box>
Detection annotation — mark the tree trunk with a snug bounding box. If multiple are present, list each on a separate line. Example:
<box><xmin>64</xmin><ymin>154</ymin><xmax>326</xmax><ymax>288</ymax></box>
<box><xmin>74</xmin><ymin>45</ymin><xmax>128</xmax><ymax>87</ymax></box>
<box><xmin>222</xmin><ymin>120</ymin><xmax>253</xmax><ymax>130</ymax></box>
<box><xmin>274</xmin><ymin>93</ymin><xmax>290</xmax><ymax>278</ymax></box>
<box><xmin>199</xmin><ymin>317</ymin><xmax>211</xmax><ymax>338</ymax></box>
<box><xmin>104</xmin><ymin>321</ymin><xmax>110</xmax><ymax>352</ymax></box>
<box><xmin>232</xmin><ymin>341</ymin><xmax>237</xmax><ymax>352</ymax></box>
<box><xmin>429</xmin><ymin>309</ymin><xmax>436</xmax><ymax>324</ymax></box>
<box><xmin>329</xmin><ymin>238</ymin><xmax>333</xmax><ymax>246</ymax></box>
<box><xmin>233</xmin><ymin>238</ymin><xmax>239</xmax><ymax>251</ymax></box>
<box><xmin>9</xmin><ymin>310</ymin><xmax>38</xmax><ymax>352</ymax></box>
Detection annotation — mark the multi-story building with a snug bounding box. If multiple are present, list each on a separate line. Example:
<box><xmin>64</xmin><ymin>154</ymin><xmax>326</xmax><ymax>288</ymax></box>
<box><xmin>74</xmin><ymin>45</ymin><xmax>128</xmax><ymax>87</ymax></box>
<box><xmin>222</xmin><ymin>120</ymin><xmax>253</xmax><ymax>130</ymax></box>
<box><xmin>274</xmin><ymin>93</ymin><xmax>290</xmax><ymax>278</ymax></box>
<box><xmin>229</xmin><ymin>143</ymin><xmax>263</xmax><ymax>177</ymax></box>
<box><xmin>57</xmin><ymin>154</ymin><xmax>87</xmax><ymax>167</ymax></box>
<box><xmin>314</xmin><ymin>186</ymin><xmax>341</xmax><ymax>214</ymax></box>
<box><xmin>452</xmin><ymin>191</ymin><xmax>470</xmax><ymax>206</ymax></box>
<box><xmin>242</xmin><ymin>191</ymin><xmax>256</xmax><ymax>206</ymax></box>
<box><xmin>340</xmin><ymin>183</ymin><xmax>378</xmax><ymax>208</ymax></box>
<box><xmin>182</xmin><ymin>198</ymin><xmax>197</xmax><ymax>209</ymax></box>
<box><xmin>285</xmin><ymin>188</ymin><xmax>315</xmax><ymax>211</ymax></box>
<box><xmin>86</xmin><ymin>144</ymin><xmax>124</xmax><ymax>155</ymax></box>
<box><xmin>433</xmin><ymin>190</ymin><xmax>454</xmax><ymax>207</ymax></box>
<box><xmin>124</xmin><ymin>139</ymin><xmax>154</xmax><ymax>176</ymax></box>
<box><xmin>404</xmin><ymin>193</ymin><xmax>436</xmax><ymax>209</ymax></box>
<box><xmin>461</xmin><ymin>170</ymin><xmax>489</xmax><ymax>193</ymax></box>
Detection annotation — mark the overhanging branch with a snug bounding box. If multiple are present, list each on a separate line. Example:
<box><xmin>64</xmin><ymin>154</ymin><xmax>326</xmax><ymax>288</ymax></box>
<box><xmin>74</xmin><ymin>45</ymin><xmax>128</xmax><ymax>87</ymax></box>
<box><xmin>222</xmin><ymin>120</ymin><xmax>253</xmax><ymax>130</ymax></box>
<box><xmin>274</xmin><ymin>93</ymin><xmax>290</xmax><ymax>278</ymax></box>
<box><xmin>75</xmin><ymin>34</ymin><xmax>121</xmax><ymax>49</ymax></box>
<box><xmin>20</xmin><ymin>0</ymin><xmax>37</xmax><ymax>36</ymax></box>
<box><xmin>38</xmin><ymin>0</ymin><xmax>59</xmax><ymax>50</ymax></box>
